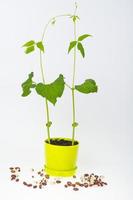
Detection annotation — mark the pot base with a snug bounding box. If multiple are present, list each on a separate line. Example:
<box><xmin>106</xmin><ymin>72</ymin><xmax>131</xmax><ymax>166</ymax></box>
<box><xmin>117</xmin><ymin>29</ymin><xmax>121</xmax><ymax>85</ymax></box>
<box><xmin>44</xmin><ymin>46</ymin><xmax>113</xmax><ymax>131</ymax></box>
<box><xmin>44</xmin><ymin>165</ymin><xmax>77</xmax><ymax>177</ymax></box>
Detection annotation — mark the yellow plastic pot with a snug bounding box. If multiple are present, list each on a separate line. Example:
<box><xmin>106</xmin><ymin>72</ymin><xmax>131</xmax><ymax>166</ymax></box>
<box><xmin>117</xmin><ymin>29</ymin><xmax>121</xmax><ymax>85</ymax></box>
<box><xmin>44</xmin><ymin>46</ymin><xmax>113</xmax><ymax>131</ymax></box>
<box><xmin>44</xmin><ymin>138</ymin><xmax>79</xmax><ymax>177</ymax></box>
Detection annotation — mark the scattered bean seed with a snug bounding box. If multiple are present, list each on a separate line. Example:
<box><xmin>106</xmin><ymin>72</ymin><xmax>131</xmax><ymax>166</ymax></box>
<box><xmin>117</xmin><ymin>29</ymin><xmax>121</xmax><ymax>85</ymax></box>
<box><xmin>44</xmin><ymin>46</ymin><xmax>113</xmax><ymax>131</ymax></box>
<box><xmin>72</xmin><ymin>184</ymin><xmax>76</xmax><ymax>187</ymax></box>
<box><xmin>84</xmin><ymin>183</ymin><xmax>88</xmax><ymax>188</ymax></box>
<box><xmin>84</xmin><ymin>173</ymin><xmax>89</xmax><ymax>177</ymax></box>
<box><xmin>67</xmin><ymin>181</ymin><xmax>72</xmax><ymax>186</ymax></box>
<box><xmin>23</xmin><ymin>181</ymin><xmax>27</xmax><ymax>186</ymax></box>
<box><xmin>75</xmin><ymin>182</ymin><xmax>80</xmax><ymax>186</ymax></box>
<box><xmin>64</xmin><ymin>184</ymin><xmax>68</xmax><ymax>188</ymax></box>
<box><xmin>39</xmin><ymin>185</ymin><xmax>42</xmax><ymax>189</ymax></box>
<box><xmin>45</xmin><ymin>174</ymin><xmax>50</xmax><ymax>179</ymax></box>
<box><xmin>9</xmin><ymin>166</ymin><xmax>107</xmax><ymax>191</ymax></box>
<box><xmin>73</xmin><ymin>187</ymin><xmax>79</xmax><ymax>191</ymax></box>
<box><xmin>33</xmin><ymin>185</ymin><xmax>37</xmax><ymax>189</ymax></box>
<box><xmin>27</xmin><ymin>184</ymin><xmax>32</xmax><ymax>187</ymax></box>
<box><xmin>56</xmin><ymin>180</ymin><xmax>61</xmax><ymax>184</ymax></box>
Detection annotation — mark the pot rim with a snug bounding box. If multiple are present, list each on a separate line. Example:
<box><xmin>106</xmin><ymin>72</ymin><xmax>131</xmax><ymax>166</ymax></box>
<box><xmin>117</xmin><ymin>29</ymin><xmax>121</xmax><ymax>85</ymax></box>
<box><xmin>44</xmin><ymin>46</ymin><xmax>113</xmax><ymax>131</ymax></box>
<box><xmin>44</xmin><ymin>137</ymin><xmax>79</xmax><ymax>147</ymax></box>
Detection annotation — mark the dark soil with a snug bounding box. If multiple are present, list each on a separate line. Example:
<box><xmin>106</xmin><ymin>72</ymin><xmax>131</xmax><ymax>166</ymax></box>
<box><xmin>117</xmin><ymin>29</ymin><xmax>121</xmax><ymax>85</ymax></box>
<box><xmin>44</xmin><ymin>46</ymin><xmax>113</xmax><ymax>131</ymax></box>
<box><xmin>46</xmin><ymin>139</ymin><xmax>78</xmax><ymax>146</ymax></box>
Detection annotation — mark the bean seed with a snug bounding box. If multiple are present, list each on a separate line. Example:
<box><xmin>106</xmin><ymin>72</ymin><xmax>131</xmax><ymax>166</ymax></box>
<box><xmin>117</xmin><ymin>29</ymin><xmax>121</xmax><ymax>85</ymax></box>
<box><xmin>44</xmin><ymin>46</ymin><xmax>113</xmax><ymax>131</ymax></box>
<box><xmin>33</xmin><ymin>185</ymin><xmax>37</xmax><ymax>189</ymax></box>
<box><xmin>84</xmin><ymin>173</ymin><xmax>89</xmax><ymax>177</ymax></box>
<box><xmin>75</xmin><ymin>182</ymin><xmax>80</xmax><ymax>186</ymax></box>
<box><xmin>84</xmin><ymin>183</ymin><xmax>88</xmax><ymax>188</ymax></box>
<box><xmin>11</xmin><ymin>174</ymin><xmax>16</xmax><ymax>178</ymax></box>
<box><xmin>28</xmin><ymin>184</ymin><xmax>32</xmax><ymax>187</ymax></box>
<box><xmin>11</xmin><ymin>170</ymin><xmax>16</xmax><ymax>173</ymax></box>
<box><xmin>72</xmin><ymin>184</ymin><xmax>76</xmax><ymax>187</ymax></box>
<box><xmin>64</xmin><ymin>184</ymin><xmax>68</xmax><ymax>188</ymax></box>
<box><xmin>39</xmin><ymin>185</ymin><xmax>42</xmax><ymax>189</ymax></box>
<box><xmin>56</xmin><ymin>180</ymin><xmax>61</xmax><ymax>184</ymax></box>
<box><xmin>73</xmin><ymin>187</ymin><xmax>79</xmax><ymax>191</ymax></box>
<box><xmin>23</xmin><ymin>181</ymin><xmax>27</xmax><ymax>186</ymax></box>
<box><xmin>67</xmin><ymin>181</ymin><xmax>72</xmax><ymax>186</ymax></box>
<box><xmin>45</xmin><ymin>174</ymin><xmax>50</xmax><ymax>179</ymax></box>
<box><xmin>40</xmin><ymin>173</ymin><xmax>44</xmax><ymax>177</ymax></box>
<box><xmin>42</xmin><ymin>182</ymin><xmax>47</xmax><ymax>186</ymax></box>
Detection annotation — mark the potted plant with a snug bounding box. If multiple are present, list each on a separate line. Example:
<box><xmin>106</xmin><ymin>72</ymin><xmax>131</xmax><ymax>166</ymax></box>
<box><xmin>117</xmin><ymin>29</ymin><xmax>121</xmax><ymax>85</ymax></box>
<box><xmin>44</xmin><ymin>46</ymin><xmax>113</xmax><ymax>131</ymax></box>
<box><xmin>21</xmin><ymin>3</ymin><xmax>98</xmax><ymax>177</ymax></box>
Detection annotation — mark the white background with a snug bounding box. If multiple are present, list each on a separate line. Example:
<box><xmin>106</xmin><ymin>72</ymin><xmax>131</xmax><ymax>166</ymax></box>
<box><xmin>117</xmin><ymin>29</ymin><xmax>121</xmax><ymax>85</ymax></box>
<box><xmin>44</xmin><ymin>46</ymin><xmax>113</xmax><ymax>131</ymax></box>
<box><xmin>0</xmin><ymin>0</ymin><xmax>132</xmax><ymax>199</ymax></box>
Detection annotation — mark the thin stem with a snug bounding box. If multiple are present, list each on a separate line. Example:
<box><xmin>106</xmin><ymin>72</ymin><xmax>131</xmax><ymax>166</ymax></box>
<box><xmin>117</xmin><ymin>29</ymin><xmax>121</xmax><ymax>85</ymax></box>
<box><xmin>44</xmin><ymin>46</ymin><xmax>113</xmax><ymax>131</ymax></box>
<box><xmin>39</xmin><ymin>51</ymin><xmax>50</xmax><ymax>143</ymax></box>
<box><xmin>40</xmin><ymin>13</ymin><xmax>72</xmax><ymax>143</ymax></box>
<box><xmin>41</xmin><ymin>14</ymin><xmax>71</xmax><ymax>41</ymax></box>
<box><xmin>45</xmin><ymin>98</ymin><xmax>51</xmax><ymax>142</ymax></box>
<box><xmin>39</xmin><ymin>51</ymin><xmax>45</xmax><ymax>83</ymax></box>
<box><xmin>72</xmin><ymin>4</ymin><xmax>77</xmax><ymax>145</ymax></box>
<box><xmin>72</xmin><ymin>88</ymin><xmax>76</xmax><ymax>145</ymax></box>
<box><xmin>74</xmin><ymin>2</ymin><xmax>78</xmax><ymax>16</ymax></box>
<box><xmin>72</xmin><ymin>22</ymin><xmax>77</xmax><ymax>87</ymax></box>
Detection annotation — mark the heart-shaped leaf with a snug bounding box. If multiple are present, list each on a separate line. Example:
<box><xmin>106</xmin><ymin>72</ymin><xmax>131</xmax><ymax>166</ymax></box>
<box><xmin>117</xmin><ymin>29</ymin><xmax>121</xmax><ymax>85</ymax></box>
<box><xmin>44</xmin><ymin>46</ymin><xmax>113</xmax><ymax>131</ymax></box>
<box><xmin>36</xmin><ymin>74</ymin><xmax>65</xmax><ymax>105</ymax></box>
<box><xmin>21</xmin><ymin>72</ymin><xmax>36</xmax><ymax>97</ymax></box>
<box><xmin>75</xmin><ymin>79</ymin><xmax>98</xmax><ymax>94</ymax></box>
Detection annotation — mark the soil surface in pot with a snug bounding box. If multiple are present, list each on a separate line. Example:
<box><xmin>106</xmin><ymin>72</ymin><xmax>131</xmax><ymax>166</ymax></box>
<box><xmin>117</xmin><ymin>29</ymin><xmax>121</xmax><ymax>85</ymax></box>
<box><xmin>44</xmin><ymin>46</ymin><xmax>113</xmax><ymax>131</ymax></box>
<box><xmin>46</xmin><ymin>139</ymin><xmax>78</xmax><ymax>146</ymax></box>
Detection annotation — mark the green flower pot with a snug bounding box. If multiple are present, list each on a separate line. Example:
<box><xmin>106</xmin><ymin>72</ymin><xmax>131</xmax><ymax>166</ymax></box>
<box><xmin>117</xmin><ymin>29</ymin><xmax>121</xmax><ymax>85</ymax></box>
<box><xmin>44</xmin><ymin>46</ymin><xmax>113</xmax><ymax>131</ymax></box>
<box><xmin>44</xmin><ymin>138</ymin><xmax>79</xmax><ymax>177</ymax></box>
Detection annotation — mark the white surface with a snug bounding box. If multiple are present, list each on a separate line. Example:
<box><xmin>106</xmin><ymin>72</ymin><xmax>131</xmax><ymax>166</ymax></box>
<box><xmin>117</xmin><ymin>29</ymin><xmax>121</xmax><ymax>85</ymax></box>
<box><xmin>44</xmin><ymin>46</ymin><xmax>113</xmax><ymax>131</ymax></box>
<box><xmin>0</xmin><ymin>0</ymin><xmax>133</xmax><ymax>199</ymax></box>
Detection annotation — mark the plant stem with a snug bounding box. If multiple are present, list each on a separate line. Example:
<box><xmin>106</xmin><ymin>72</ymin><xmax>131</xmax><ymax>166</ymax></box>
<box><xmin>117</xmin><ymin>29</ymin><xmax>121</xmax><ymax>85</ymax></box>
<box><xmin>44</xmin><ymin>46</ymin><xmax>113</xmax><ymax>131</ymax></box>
<box><xmin>39</xmin><ymin>13</ymin><xmax>71</xmax><ymax>143</ymax></box>
<box><xmin>39</xmin><ymin>51</ymin><xmax>51</xmax><ymax>143</ymax></box>
<box><xmin>41</xmin><ymin>14</ymin><xmax>71</xmax><ymax>41</ymax></box>
<box><xmin>72</xmin><ymin>21</ymin><xmax>77</xmax><ymax>87</ymax></box>
<box><xmin>72</xmin><ymin>87</ymin><xmax>76</xmax><ymax>145</ymax></box>
<box><xmin>45</xmin><ymin>97</ymin><xmax>51</xmax><ymax>142</ymax></box>
<box><xmin>72</xmin><ymin>4</ymin><xmax>77</xmax><ymax>145</ymax></box>
<box><xmin>39</xmin><ymin>51</ymin><xmax>45</xmax><ymax>83</ymax></box>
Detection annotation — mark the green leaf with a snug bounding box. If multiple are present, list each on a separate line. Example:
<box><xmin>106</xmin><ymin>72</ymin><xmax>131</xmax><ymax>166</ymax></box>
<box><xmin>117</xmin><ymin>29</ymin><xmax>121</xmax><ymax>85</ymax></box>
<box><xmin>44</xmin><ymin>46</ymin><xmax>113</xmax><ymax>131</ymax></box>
<box><xmin>78</xmin><ymin>34</ymin><xmax>92</xmax><ymax>41</ymax></box>
<box><xmin>25</xmin><ymin>45</ymin><xmax>35</xmax><ymax>54</ymax></box>
<box><xmin>36</xmin><ymin>41</ymin><xmax>44</xmax><ymax>52</ymax></box>
<box><xmin>21</xmin><ymin>72</ymin><xmax>36</xmax><ymax>97</ymax></box>
<box><xmin>36</xmin><ymin>74</ymin><xmax>65</xmax><ymax>105</ymax></box>
<box><xmin>75</xmin><ymin>79</ymin><xmax>98</xmax><ymax>94</ymax></box>
<box><xmin>77</xmin><ymin>42</ymin><xmax>85</xmax><ymax>58</ymax></box>
<box><xmin>23</xmin><ymin>40</ymin><xmax>35</xmax><ymax>47</ymax></box>
<box><xmin>68</xmin><ymin>41</ymin><xmax>77</xmax><ymax>53</ymax></box>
